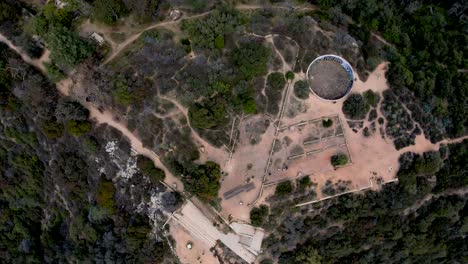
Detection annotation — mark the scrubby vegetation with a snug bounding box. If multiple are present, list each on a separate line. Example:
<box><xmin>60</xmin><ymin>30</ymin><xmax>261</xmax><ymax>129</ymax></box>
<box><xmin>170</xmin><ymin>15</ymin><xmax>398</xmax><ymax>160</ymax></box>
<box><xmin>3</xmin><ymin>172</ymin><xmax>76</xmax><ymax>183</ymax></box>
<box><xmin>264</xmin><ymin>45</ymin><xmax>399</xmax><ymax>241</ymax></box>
<box><xmin>330</xmin><ymin>153</ymin><xmax>348</xmax><ymax>167</ymax></box>
<box><xmin>137</xmin><ymin>155</ymin><xmax>165</xmax><ymax>183</ymax></box>
<box><xmin>293</xmin><ymin>80</ymin><xmax>309</xmax><ymax>99</ymax></box>
<box><xmin>232</xmin><ymin>41</ymin><xmax>270</xmax><ymax>80</ymax></box>
<box><xmin>92</xmin><ymin>0</ymin><xmax>128</xmax><ymax>25</ymax></box>
<box><xmin>342</xmin><ymin>93</ymin><xmax>369</xmax><ymax>120</ymax></box>
<box><xmin>250</xmin><ymin>205</ymin><xmax>269</xmax><ymax>227</ymax></box>
<box><xmin>363</xmin><ymin>89</ymin><xmax>380</xmax><ymax>108</ymax></box>
<box><xmin>275</xmin><ymin>180</ymin><xmax>294</xmax><ymax>196</ymax></box>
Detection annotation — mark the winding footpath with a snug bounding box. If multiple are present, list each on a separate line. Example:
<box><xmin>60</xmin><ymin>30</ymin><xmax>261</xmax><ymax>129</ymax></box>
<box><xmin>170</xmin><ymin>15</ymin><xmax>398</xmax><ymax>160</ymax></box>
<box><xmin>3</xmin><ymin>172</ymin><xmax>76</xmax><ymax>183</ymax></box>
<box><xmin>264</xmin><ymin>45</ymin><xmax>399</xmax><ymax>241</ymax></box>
<box><xmin>0</xmin><ymin>32</ymin><xmax>262</xmax><ymax>263</ymax></box>
<box><xmin>0</xmin><ymin>33</ymin><xmax>184</xmax><ymax>191</ymax></box>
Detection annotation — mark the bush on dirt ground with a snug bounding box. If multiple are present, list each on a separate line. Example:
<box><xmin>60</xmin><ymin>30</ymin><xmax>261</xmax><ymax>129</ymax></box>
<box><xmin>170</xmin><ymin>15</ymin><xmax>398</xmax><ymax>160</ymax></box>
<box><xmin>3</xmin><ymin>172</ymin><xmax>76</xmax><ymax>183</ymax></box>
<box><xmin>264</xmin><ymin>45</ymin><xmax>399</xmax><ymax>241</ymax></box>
<box><xmin>331</xmin><ymin>153</ymin><xmax>348</xmax><ymax>167</ymax></box>
<box><xmin>364</xmin><ymin>89</ymin><xmax>380</xmax><ymax>108</ymax></box>
<box><xmin>275</xmin><ymin>180</ymin><xmax>294</xmax><ymax>195</ymax></box>
<box><xmin>293</xmin><ymin>80</ymin><xmax>310</xmax><ymax>99</ymax></box>
<box><xmin>250</xmin><ymin>205</ymin><xmax>269</xmax><ymax>227</ymax></box>
<box><xmin>322</xmin><ymin>119</ymin><xmax>333</xmax><ymax>127</ymax></box>
<box><xmin>342</xmin><ymin>93</ymin><xmax>370</xmax><ymax>119</ymax></box>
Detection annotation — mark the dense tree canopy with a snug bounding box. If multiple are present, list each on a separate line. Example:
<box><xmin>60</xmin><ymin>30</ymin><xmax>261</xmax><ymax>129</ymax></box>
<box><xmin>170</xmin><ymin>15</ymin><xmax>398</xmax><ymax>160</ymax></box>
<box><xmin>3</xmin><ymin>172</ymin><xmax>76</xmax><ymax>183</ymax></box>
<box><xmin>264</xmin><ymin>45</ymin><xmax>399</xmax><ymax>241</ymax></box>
<box><xmin>182</xmin><ymin>6</ymin><xmax>244</xmax><ymax>49</ymax></box>
<box><xmin>342</xmin><ymin>93</ymin><xmax>369</xmax><ymax>119</ymax></box>
<box><xmin>137</xmin><ymin>155</ymin><xmax>165</xmax><ymax>183</ymax></box>
<box><xmin>92</xmin><ymin>0</ymin><xmax>128</xmax><ymax>25</ymax></box>
<box><xmin>231</xmin><ymin>42</ymin><xmax>270</xmax><ymax>80</ymax></box>
<box><xmin>0</xmin><ymin>47</ymin><xmax>172</xmax><ymax>263</ymax></box>
<box><xmin>184</xmin><ymin>161</ymin><xmax>222</xmax><ymax>201</ymax></box>
<box><xmin>188</xmin><ymin>97</ymin><xmax>229</xmax><ymax>129</ymax></box>
<box><xmin>250</xmin><ymin>205</ymin><xmax>269</xmax><ymax>227</ymax></box>
<box><xmin>315</xmin><ymin>0</ymin><xmax>468</xmax><ymax>138</ymax></box>
<box><xmin>47</xmin><ymin>26</ymin><xmax>94</xmax><ymax>66</ymax></box>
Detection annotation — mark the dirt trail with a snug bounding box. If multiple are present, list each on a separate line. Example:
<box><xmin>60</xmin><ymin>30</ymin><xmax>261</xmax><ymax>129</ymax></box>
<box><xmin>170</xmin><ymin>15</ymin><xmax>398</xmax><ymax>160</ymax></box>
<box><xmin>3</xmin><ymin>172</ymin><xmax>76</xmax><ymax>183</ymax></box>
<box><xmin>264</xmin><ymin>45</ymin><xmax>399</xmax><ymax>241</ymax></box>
<box><xmin>402</xmin><ymin>134</ymin><xmax>468</xmax><ymax>155</ymax></box>
<box><xmin>102</xmin><ymin>11</ymin><xmax>211</xmax><ymax>65</ymax></box>
<box><xmin>0</xmin><ymin>35</ymin><xmax>184</xmax><ymax>191</ymax></box>
<box><xmin>99</xmin><ymin>4</ymin><xmax>315</xmax><ymax>65</ymax></box>
<box><xmin>403</xmin><ymin>188</ymin><xmax>468</xmax><ymax>216</ymax></box>
<box><xmin>0</xmin><ymin>33</ymin><xmax>49</xmax><ymax>73</ymax></box>
<box><xmin>158</xmin><ymin>94</ymin><xmax>230</xmax><ymax>166</ymax></box>
<box><xmin>58</xmin><ymin>77</ymin><xmax>185</xmax><ymax>190</ymax></box>
<box><xmin>237</xmin><ymin>4</ymin><xmax>317</xmax><ymax>11</ymax></box>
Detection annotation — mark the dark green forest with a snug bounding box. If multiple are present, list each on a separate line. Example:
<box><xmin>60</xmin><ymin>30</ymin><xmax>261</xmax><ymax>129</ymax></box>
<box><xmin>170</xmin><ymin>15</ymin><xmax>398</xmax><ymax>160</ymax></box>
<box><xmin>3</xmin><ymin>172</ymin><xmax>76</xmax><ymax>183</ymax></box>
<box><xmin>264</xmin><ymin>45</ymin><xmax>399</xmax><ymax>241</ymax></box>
<box><xmin>313</xmin><ymin>0</ymin><xmax>467</xmax><ymax>141</ymax></box>
<box><xmin>0</xmin><ymin>43</ymin><xmax>176</xmax><ymax>263</ymax></box>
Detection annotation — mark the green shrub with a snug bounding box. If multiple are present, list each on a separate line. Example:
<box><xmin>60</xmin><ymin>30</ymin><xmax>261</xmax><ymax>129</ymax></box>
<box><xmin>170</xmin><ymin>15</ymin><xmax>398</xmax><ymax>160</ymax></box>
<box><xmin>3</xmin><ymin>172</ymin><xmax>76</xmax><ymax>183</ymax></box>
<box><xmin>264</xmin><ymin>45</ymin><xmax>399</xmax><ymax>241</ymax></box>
<box><xmin>180</xmin><ymin>38</ymin><xmax>192</xmax><ymax>53</ymax></box>
<box><xmin>331</xmin><ymin>153</ymin><xmax>348</xmax><ymax>167</ymax></box>
<box><xmin>363</xmin><ymin>90</ymin><xmax>380</xmax><ymax>107</ymax></box>
<box><xmin>286</xmin><ymin>71</ymin><xmax>294</xmax><ymax>80</ymax></box>
<box><xmin>92</xmin><ymin>0</ymin><xmax>128</xmax><ymax>25</ymax></box>
<box><xmin>242</xmin><ymin>98</ymin><xmax>257</xmax><ymax>114</ymax></box>
<box><xmin>232</xmin><ymin>42</ymin><xmax>270</xmax><ymax>79</ymax></box>
<box><xmin>182</xmin><ymin>6</ymin><xmax>243</xmax><ymax>49</ymax></box>
<box><xmin>266</xmin><ymin>72</ymin><xmax>286</xmax><ymax>115</ymax></box>
<box><xmin>322</xmin><ymin>119</ymin><xmax>333</xmax><ymax>127</ymax></box>
<box><xmin>275</xmin><ymin>181</ymin><xmax>293</xmax><ymax>195</ymax></box>
<box><xmin>96</xmin><ymin>177</ymin><xmax>116</xmax><ymax>213</ymax></box>
<box><xmin>45</xmin><ymin>63</ymin><xmax>66</xmax><ymax>83</ymax></box>
<box><xmin>297</xmin><ymin>176</ymin><xmax>312</xmax><ymax>191</ymax></box>
<box><xmin>214</xmin><ymin>35</ymin><xmax>224</xmax><ymax>49</ymax></box>
<box><xmin>368</xmin><ymin>109</ymin><xmax>378</xmax><ymax>121</ymax></box>
<box><xmin>342</xmin><ymin>93</ymin><xmax>370</xmax><ymax>119</ymax></box>
<box><xmin>46</xmin><ymin>26</ymin><xmax>94</xmax><ymax>66</ymax></box>
<box><xmin>188</xmin><ymin>97</ymin><xmax>229</xmax><ymax>129</ymax></box>
<box><xmin>250</xmin><ymin>205</ymin><xmax>269</xmax><ymax>227</ymax></box>
<box><xmin>83</xmin><ymin>137</ymin><xmax>99</xmax><ymax>153</ymax></box>
<box><xmin>137</xmin><ymin>155</ymin><xmax>165</xmax><ymax>183</ymax></box>
<box><xmin>267</xmin><ymin>72</ymin><xmax>286</xmax><ymax>91</ymax></box>
<box><xmin>293</xmin><ymin>80</ymin><xmax>309</xmax><ymax>99</ymax></box>
<box><xmin>184</xmin><ymin>161</ymin><xmax>222</xmax><ymax>201</ymax></box>
<box><xmin>41</xmin><ymin>119</ymin><xmax>64</xmax><ymax>139</ymax></box>
<box><xmin>67</xmin><ymin>120</ymin><xmax>91</xmax><ymax>136</ymax></box>
<box><xmin>113</xmin><ymin>77</ymin><xmax>134</xmax><ymax>106</ymax></box>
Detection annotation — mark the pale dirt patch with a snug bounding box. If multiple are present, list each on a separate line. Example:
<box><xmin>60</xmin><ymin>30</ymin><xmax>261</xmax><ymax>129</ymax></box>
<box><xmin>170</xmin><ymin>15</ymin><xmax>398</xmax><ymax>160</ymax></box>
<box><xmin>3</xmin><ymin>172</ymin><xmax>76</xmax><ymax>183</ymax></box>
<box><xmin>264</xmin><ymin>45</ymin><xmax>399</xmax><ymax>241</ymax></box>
<box><xmin>169</xmin><ymin>220</ymin><xmax>219</xmax><ymax>264</ymax></box>
<box><xmin>266</xmin><ymin>63</ymin><xmax>400</xmax><ymax>200</ymax></box>
<box><xmin>171</xmin><ymin>201</ymin><xmax>257</xmax><ymax>263</ymax></box>
<box><xmin>219</xmin><ymin>115</ymin><xmax>276</xmax><ymax>221</ymax></box>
